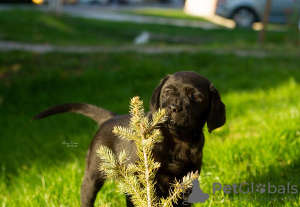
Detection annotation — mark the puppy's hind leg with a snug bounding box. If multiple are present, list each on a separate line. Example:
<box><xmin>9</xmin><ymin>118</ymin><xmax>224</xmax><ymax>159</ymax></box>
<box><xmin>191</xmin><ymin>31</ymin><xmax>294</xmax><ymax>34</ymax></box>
<box><xmin>80</xmin><ymin>147</ymin><xmax>105</xmax><ymax>207</ymax></box>
<box><xmin>80</xmin><ymin>169</ymin><xmax>104</xmax><ymax>207</ymax></box>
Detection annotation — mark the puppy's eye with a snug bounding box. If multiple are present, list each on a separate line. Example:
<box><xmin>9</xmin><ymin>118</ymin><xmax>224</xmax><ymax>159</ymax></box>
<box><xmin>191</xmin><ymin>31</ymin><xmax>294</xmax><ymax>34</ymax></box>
<box><xmin>165</xmin><ymin>89</ymin><xmax>171</xmax><ymax>94</ymax></box>
<box><xmin>192</xmin><ymin>93</ymin><xmax>199</xmax><ymax>99</ymax></box>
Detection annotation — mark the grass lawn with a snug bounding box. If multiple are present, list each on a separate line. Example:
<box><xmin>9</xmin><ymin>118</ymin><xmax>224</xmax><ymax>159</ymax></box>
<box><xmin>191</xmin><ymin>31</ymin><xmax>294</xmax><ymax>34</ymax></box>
<box><xmin>0</xmin><ymin>9</ymin><xmax>299</xmax><ymax>53</ymax></box>
<box><xmin>1</xmin><ymin>8</ymin><xmax>300</xmax><ymax>207</ymax></box>
<box><xmin>1</xmin><ymin>51</ymin><xmax>300</xmax><ymax>206</ymax></box>
<box><xmin>120</xmin><ymin>7</ymin><xmax>208</xmax><ymax>21</ymax></box>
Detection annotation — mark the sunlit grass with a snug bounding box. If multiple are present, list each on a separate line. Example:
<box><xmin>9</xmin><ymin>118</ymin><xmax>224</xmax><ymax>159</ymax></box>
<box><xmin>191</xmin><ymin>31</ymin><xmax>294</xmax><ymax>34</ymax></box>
<box><xmin>0</xmin><ymin>50</ymin><xmax>300</xmax><ymax>206</ymax></box>
<box><xmin>123</xmin><ymin>7</ymin><xmax>207</xmax><ymax>21</ymax></box>
<box><xmin>199</xmin><ymin>78</ymin><xmax>300</xmax><ymax>206</ymax></box>
<box><xmin>0</xmin><ymin>7</ymin><xmax>299</xmax><ymax>207</ymax></box>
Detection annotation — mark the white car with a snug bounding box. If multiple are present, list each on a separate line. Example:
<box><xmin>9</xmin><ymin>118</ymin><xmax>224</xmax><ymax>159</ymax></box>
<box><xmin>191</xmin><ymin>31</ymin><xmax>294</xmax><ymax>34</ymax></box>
<box><xmin>215</xmin><ymin>0</ymin><xmax>300</xmax><ymax>28</ymax></box>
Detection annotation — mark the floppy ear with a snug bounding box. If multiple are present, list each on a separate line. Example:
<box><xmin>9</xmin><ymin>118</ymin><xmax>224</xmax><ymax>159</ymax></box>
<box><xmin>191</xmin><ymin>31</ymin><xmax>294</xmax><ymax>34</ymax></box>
<box><xmin>207</xmin><ymin>84</ymin><xmax>226</xmax><ymax>133</ymax></box>
<box><xmin>149</xmin><ymin>75</ymin><xmax>170</xmax><ymax>113</ymax></box>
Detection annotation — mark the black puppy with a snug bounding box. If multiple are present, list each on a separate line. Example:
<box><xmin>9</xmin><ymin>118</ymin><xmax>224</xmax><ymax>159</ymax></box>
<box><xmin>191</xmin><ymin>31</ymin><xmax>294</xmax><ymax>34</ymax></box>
<box><xmin>33</xmin><ymin>71</ymin><xmax>226</xmax><ymax>207</ymax></box>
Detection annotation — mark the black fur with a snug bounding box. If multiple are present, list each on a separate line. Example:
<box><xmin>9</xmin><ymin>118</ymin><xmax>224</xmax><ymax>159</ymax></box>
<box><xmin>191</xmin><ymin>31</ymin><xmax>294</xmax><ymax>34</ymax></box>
<box><xmin>33</xmin><ymin>71</ymin><xmax>226</xmax><ymax>207</ymax></box>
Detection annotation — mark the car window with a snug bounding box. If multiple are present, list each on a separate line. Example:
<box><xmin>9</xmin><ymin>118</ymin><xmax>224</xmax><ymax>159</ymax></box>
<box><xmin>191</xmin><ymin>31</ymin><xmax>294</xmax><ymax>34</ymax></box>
<box><xmin>271</xmin><ymin>0</ymin><xmax>297</xmax><ymax>16</ymax></box>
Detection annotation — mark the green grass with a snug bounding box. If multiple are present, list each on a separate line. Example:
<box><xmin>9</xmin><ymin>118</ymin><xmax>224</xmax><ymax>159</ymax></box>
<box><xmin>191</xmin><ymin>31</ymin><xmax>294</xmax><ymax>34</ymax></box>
<box><xmin>121</xmin><ymin>7</ymin><xmax>208</xmax><ymax>21</ymax></box>
<box><xmin>1</xmin><ymin>8</ymin><xmax>300</xmax><ymax>207</ymax></box>
<box><xmin>0</xmin><ymin>9</ymin><xmax>298</xmax><ymax>51</ymax></box>
<box><xmin>1</xmin><ymin>51</ymin><xmax>300</xmax><ymax>206</ymax></box>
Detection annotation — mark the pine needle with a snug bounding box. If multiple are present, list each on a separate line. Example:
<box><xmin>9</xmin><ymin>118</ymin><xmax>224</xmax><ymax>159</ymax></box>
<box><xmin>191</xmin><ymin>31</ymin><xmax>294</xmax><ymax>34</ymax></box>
<box><xmin>97</xmin><ymin>96</ymin><xmax>199</xmax><ymax>207</ymax></box>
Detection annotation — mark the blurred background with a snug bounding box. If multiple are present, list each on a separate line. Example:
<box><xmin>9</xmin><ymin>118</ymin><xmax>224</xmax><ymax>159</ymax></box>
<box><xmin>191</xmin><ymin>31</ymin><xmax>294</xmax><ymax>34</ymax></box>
<box><xmin>1</xmin><ymin>0</ymin><xmax>300</xmax><ymax>206</ymax></box>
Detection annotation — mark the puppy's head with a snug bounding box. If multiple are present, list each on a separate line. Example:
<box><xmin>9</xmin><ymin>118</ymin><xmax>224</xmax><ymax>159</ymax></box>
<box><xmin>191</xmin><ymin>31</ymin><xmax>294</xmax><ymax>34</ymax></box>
<box><xmin>150</xmin><ymin>71</ymin><xmax>226</xmax><ymax>133</ymax></box>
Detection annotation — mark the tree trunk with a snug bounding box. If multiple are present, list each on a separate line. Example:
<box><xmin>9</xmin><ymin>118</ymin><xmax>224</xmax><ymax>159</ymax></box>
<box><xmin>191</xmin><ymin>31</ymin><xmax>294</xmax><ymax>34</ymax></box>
<box><xmin>258</xmin><ymin>0</ymin><xmax>272</xmax><ymax>44</ymax></box>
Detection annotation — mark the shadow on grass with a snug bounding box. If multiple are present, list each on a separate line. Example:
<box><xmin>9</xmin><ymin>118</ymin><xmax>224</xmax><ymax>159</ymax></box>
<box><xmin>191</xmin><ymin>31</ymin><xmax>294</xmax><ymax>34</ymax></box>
<box><xmin>245</xmin><ymin>157</ymin><xmax>300</xmax><ymax>206</ymax></box>
<box><xmin>0</xmin><ymin>114</ymin><xmax>95</xmax><ymax>177</ymax></box>
<box><xmin>221</xmin><ymin>128</ymin><xmax>300</xmax><ymax>205</ymax></box>
<box><xmin>0</xmin><ymin>51</ymin><xmax>299</xmax><ymax>193</ymax></box>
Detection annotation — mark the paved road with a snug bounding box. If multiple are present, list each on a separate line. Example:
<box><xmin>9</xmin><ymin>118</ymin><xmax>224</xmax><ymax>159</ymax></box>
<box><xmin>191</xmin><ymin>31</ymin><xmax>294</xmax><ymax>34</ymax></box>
<box><xmin>0</xmin><ymin>40</ymin><xmax>272</xmax><ymax>57</ymax></box>
<box><xmin>62</xmin><ymin>5</ymin><xmax>220</xmax><ymax>29</ymax></box>
<box><xmin>0</xmin><ymin>40</ymin><xmax>200</xmax><ymax>53</ymax></box>
<box><xmin>0</xmin><ymin>3</ymin><xmax>219</xmax><ymax>29</ymax></box>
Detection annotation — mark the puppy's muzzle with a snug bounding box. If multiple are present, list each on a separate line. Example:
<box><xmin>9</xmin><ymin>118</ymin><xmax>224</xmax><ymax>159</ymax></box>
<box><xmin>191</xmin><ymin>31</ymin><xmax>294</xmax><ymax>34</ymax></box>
<box><xmin>166</xmin><ymin>103</ymin><xmax>191</xmax><ymax>127</ymax></box>
<box><xmin>169</xmin><ymin>103</ymin><xmax>182</xmax><ymax>125</ymax></box>
<box><xmin>169</xmin><ymin>103</ymin><xmax>182</xmax><ymax>113</ymax></box>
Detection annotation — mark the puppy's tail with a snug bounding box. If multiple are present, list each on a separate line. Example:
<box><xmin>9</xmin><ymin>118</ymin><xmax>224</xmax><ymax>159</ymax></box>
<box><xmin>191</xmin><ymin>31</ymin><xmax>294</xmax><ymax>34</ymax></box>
<box><xmin>32</xmin><ymin>103</ymin><xmax>117</xmax><ymax>126</ymax></box>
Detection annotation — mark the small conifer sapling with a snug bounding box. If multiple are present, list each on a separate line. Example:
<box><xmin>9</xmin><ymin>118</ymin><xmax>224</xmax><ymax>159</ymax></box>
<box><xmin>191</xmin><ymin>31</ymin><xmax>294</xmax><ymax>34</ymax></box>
<box><xmin>97</xmin><ymin>96</ymin><xmax>199</xmax><ymax>207</ymax></box>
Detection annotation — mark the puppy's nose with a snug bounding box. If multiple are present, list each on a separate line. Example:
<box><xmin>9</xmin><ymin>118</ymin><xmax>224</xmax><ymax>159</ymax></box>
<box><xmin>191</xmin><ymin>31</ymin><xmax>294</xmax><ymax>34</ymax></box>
<box><xmin>169</xmin><ymin>103</ymin><xmax>181</xmax><ymax>113</ymax></box>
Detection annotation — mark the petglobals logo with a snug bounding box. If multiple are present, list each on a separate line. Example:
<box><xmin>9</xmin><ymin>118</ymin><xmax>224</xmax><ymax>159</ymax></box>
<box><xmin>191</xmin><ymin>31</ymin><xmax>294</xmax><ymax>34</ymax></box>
<box><xmin>213</xmin><ymin>182</ymin><xmax>298</xmax><ymax>194</ymax></box>
<box><xmin>179</xmin><ymin>179</ymin><xmax>210</xmax><ymax>205</ymax></box>
<box><xmin>180</xmin><ymin>180</ymin><xmax>298</xmax><ymax>205</ymax></box>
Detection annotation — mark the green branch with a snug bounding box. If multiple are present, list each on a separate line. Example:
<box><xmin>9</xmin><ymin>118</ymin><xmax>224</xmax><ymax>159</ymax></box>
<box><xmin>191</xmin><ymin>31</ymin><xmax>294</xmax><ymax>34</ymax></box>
<box><xmin>97</xmin><ymin>96</ymin><xmax>199</xmax><ymax>207</ymax></box>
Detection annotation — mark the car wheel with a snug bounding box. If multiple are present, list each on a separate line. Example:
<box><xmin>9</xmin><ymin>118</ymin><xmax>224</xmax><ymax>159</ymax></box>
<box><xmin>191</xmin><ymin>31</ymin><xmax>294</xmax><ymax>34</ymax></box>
<box><xmin>232</xmin><ymin>8</ymin><xmax>256</xmax><ymax>29</ymax></box>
